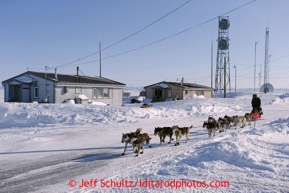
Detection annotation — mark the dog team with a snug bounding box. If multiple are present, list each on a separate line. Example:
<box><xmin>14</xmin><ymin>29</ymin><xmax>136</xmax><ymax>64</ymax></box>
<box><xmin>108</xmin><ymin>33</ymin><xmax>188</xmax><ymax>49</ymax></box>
<box><xmin>121</xmin><ymin>113</ymin><xmax>252</xmax><ymax>157</ymax></box>
<box><xmin>203</xmin><ymin>113</ymin><xmax>252</xmax><ymax>137</ymax></box>
<box><xmin>121</xmin><ymin>125</ymin><xmax>193</xmax><ymax>157</ymax></box>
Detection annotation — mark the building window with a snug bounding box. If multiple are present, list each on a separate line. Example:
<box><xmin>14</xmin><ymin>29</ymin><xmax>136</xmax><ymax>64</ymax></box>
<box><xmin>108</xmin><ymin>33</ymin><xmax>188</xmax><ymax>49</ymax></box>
<box><xmin>103</xmin><ymin>88</ymin><xmax>109</xmax><ymax>98</ymax></box>
<box><xmin>98</xmin><ymin>89</ymin><xmax>103</xmax><ymax>98</ymax></box>
<box><xmin>196</xmin><ymin>90</ymin><xmax>204</xmax><ymax>96</ymax></box>
<box><xmin>75</xmin><ymin>87</ymin><xmax>82</xmax><ymax>94</ymax></box>
<box><xmin>94</xmin><ymin>88</ymin><xmax>111</xmax><ymax>98</ymax></box>
<box><xmin>34</xmin><ymin>87</ymin><xmax>39</xmax><ymax>98</ymax></box>
<box><xmin>93</xmin><ymin>88</ymin><xmax>97</xmax><ymax>98</ymax></box>
<box><xmin>185</xmin><ymin>90</ymin><xmax>188</xmax><ymax>95</ymax></box>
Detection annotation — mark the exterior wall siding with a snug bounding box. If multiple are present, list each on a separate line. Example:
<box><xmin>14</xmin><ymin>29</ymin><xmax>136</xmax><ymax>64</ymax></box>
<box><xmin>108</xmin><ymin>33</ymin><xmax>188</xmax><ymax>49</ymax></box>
<box><xmin>54</xmin><ymin>85</ymin><xmax>124</xmax><ymax>105</ymax></box>
<box><xmin>203</xmin><ymin>90</ymin><xmax>212</xmax><ymax>98</ymax></box>
<box><xmin>145</xmin><ymin>87</ymin><xmax>154</xmax><ymax>99</ymax></box>
<box><xmin>111</xmin><ymin>88</ymin><xmax>123</xmax><ymax>106</ymax></box>
<box><xmin>26</xmin><ymin>74</ymin><xmax>54</xmax><ymax>103</ymax></box>
<box><xmin>170</xmin><ymin>84</ymin><xmax>182</xmax><ymax>99</ymax></box>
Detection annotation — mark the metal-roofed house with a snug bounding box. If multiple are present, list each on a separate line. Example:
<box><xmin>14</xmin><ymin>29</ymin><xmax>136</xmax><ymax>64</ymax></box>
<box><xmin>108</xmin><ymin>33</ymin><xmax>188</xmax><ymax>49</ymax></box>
<box><xmin>1</xmin><ymin>69</ymin><xmax>126</xmax><ymax>105</ymax></box>
<box><xmin>144</xmin><ymin>79</ymin><xmax>213</xmax><ymax>102</ymax></box>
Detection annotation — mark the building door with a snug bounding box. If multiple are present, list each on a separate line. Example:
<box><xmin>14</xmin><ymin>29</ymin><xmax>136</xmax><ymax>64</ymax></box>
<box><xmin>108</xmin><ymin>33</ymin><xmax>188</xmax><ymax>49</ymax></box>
<box><xmin>9</xmin><ymin>85</ymin><xmax>20</xmax><ymax>102</ymax></box>
<box><xmin>154</xmin><ymin>89</ymin><xmax>163</xmax><ymax>102</ymax></box>
<box><xmin>22</xmin><ymin>84</ymin><xmax>30</xmax><ymax>102</ymax></box>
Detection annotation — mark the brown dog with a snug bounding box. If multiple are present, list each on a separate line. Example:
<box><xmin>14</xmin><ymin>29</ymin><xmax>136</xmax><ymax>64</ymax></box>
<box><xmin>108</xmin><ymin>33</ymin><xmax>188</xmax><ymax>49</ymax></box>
<box><xmin>172</xmin><ymin>125</ymin><xmax>193</xmax><ymax>146</ymax></box>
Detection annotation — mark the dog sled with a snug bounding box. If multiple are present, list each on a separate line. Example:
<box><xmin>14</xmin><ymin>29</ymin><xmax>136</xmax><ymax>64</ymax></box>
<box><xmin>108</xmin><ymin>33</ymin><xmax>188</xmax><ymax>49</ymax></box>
<box><xmin>250</xmin><ymin>107</ymin><xmax>263</xmax><ymax>120</ymax></box>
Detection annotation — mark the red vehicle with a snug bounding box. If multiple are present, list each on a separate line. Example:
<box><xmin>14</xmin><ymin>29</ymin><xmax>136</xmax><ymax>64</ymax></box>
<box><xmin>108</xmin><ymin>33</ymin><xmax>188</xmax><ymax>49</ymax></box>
<box><xmin>140</xmin><ymin>103</ymin><xmax>153</xmax><ymax>108</ymax></box>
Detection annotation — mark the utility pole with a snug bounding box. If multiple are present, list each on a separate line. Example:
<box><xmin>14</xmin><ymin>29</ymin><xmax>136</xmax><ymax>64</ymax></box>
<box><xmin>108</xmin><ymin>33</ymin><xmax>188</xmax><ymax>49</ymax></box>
<box><xmin>45</xmin><ymin>66</ymin><xmax>49</xmax><ymax>102</ymax></box>
<box><xmin>259</xmin><ymin>66</ymin><xmax>261</xmax><ymax>91</ymax></box>
<box><xmin>268</xmin><ymin>54</ymin><xmax>271</xmax><ymax>83</ymax></box>
<box><xmin>211</xmin><ymin>39</ymin><xmax>213</xmax><ymax>89</ymax></box>
<box><xmin>233</xmin><ymin>64</ymin><xmax>236</xmax><ymax>92</ymax></box>
<box><xmin>99</xmin><ymin>42</ymin><xmax>102</xmax><ymax>77</ymax></box>
<box><xmin>254</xmin><ymin>42</ymin><xmax>258</xmax><ymax>92</ymax></box>
<box><xmin>264</xmin><ymin>27</ymin><xmax>269</xmax><ymax>93</ymax></box>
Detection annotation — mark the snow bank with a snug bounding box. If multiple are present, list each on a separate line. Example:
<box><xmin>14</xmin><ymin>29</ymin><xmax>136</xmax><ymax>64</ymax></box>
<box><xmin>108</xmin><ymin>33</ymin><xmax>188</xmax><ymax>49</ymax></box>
<box><xmin>185</xmin><ymin>94</ymin><xmax>205</xmax><ymax>99</ymax></box>
<box><xmin>0</xmin><ymin>94</ymin><xmax>258</xmax><ymax>129</ymax></box>
<box><xmin>270</xmin><ymin>93</ymin><xmax>289</xmax><ymax>104</ymax></box>
<box><xmin>75</xmin><ymin>94</ymin><xmax>89</xmax><ymax>100</ymax></box>
<box><xmin>90</xmin><ymin>101</ymin><xmax>107</xmax><ymax>106</ymax></box>
<box><xmin>63</xmin><ymin>99</ymin><xmax>75</xmax><ymax>104</ymax></box>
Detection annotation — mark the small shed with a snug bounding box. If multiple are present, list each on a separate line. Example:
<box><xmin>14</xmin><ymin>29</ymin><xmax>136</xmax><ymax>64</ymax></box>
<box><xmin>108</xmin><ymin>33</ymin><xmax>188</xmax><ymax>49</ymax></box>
<box><xmin>144</xmin><ymin>80</ymin><xmax>213</xmax><ymax>102</ymax></box>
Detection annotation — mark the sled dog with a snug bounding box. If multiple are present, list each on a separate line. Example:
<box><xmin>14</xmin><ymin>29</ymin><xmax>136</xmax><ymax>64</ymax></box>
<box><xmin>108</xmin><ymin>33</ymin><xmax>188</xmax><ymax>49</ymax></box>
<box><xmin>172</xmin><ymin>125</ymin><xmax>193</xmax><ymax>146</ymax></box>
<box><xmin>244</xmin><ymin>113</ymin><xmax>252</xmax><ymax>126</ymax></box>
<box><xmin>217</xmin><ymin>117</ymin><xmax>227</xmax><ymax>132</ymax></box>
<box><xmin>232</xmin><ymin>115</ymin><xmax>246</xmax><ymax>128</ymax></box>
<box><xmin>154</xmin><ymin>127</ymin><xmax>174</xmax><ymax>144</ymax></box>
<box><xmin>121</xmin><ymin>128</ymin><xmax>141</xmax><ymax>156</ymax></box>
<box><xmin>203</xmin><ymin>121</ymin><xmax>219</xmax><ymax>137</ymax></box>
<box><xmin>132</xmin><ymin>133</ymin><xmax>151</xmax><ymax>156</ymax></box>
<box><xmin>223</xmin><ymin>115</ymin><xmax>233</xmax><ymax>128</ymax></box>
<box><xmin>208</xmin><ymin>116</ymin><xmax>222</xmax><ymax>132</ymax></box>
<box><xmin>208</xmin><ymin>116</ymin><xmax>217</xmax><ymax>124</ymax></box>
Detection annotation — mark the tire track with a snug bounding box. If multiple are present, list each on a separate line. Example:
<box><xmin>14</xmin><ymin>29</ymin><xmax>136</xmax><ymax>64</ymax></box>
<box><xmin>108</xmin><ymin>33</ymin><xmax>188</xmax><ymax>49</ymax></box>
<box><xmin>0</xmin><ymin>150</ymin><xmax>110</xmax><ymax>193</ymax></box>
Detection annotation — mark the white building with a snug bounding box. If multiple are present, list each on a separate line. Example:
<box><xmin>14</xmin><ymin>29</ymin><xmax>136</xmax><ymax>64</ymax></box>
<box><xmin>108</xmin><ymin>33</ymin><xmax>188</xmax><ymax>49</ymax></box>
<box><xmin>1</xmin><ymin>70</ymin><xmax>126</xmax><ymax>106</ymax></box>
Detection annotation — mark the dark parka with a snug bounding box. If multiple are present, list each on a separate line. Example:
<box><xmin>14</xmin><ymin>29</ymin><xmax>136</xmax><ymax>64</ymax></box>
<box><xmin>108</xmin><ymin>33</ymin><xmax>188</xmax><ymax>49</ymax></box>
<box><xmin>251</xmin><ymin>96</ymin><xmax>261</xmax><ymax>108</ymax></box>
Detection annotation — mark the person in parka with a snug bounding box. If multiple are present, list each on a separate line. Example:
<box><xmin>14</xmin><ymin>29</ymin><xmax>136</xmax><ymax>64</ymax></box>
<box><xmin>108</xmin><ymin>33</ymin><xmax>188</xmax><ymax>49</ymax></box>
<box><xmin>251</xmin><ymin>94</ymin><xmax>262</xmax><ymax>113</ymax></box>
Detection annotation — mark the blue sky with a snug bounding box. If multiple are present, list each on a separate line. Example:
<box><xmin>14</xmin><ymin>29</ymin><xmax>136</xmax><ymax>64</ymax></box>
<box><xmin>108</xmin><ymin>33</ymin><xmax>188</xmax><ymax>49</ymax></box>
<box><xmin>1</xmin><ymin>0</ymin><xmax>289</xmax><ymax>89</ymax></box>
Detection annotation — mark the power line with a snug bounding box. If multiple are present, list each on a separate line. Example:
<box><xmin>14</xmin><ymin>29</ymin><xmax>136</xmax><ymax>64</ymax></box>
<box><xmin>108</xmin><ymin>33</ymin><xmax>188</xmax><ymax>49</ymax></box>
<box><xmin>233</xmin><ymin>53</ymin><xmax>289</xmax><ymax>73</ymax></box>
<box><xmin>51</xmin><ymin>0</ymin><xmax>192</xmax><ymax>69</ymax></box>
<box><xmin>56</xmin><ymin>0</ymin><xmax>256</xmax><ymax>69</ymax></box>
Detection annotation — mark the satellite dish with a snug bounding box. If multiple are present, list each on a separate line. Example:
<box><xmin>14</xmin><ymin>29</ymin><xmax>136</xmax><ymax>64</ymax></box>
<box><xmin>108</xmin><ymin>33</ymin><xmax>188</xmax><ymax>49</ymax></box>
<box><xmin>218</xmin><ymin>38</ymin><xmax>229</xmax><ymax>50</ymax></box>
<box><xmin>219</xmin><ymin>19</ymin><xmax>230</xmax><ymax>30</ymax></box>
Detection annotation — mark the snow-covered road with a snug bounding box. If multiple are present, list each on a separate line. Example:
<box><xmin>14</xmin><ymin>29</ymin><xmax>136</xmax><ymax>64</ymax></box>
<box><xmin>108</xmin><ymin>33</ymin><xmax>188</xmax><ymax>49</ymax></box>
<box><xmin>1</xmin><ymin>89</ymin><xmax>289</xmax><ymax>192</ymax></box>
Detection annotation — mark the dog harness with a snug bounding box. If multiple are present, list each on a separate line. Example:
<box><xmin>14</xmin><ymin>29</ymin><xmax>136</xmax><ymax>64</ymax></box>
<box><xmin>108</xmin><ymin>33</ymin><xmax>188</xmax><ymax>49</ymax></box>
<box><xmin>138</xmin><ymin>133</ymin><xmax>149</xmax><ymax>138</ymax></box>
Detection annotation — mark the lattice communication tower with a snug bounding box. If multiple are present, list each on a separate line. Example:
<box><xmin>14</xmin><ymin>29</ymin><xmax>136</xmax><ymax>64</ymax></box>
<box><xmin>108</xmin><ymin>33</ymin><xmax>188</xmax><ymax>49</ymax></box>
<box><xmin>215</xmin><ymin>16</ymin><xmax>231</xmax><ymax>93</ymax></box>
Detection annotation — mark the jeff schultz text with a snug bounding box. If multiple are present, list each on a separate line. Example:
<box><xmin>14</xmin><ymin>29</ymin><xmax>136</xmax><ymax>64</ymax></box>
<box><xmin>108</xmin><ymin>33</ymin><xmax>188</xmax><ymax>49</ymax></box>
<box><xmin>69</xmin><ymin>178</ymin><xmax>230</xmax><ymax>189</ymax></box>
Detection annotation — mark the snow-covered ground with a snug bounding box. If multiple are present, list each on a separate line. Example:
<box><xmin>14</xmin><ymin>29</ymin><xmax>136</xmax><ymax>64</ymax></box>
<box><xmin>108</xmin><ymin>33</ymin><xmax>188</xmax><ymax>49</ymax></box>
<box><xmin>0</xmin><ymin>87</ymin><xmax>289</xmax><ymax>193</ymax></box>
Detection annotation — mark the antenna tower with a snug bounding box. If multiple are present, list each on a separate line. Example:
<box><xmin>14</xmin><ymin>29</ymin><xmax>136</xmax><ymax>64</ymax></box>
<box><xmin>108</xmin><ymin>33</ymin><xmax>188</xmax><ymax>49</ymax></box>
<box><xmin>263</xmin><ymin>27</ymin><xmax>269</xmax><ymax>93</ymax></box>
<box><xmin>215</xmin><ymin>16</ymin><xmax>231</xmax><ymax>93</ymax></box>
